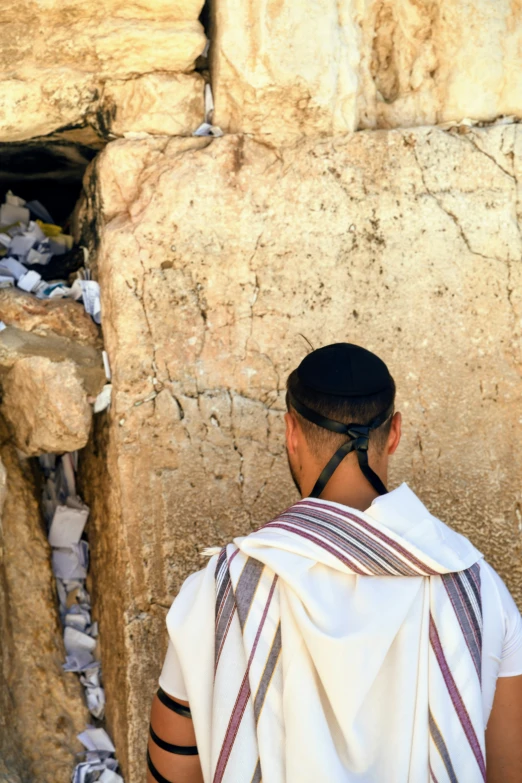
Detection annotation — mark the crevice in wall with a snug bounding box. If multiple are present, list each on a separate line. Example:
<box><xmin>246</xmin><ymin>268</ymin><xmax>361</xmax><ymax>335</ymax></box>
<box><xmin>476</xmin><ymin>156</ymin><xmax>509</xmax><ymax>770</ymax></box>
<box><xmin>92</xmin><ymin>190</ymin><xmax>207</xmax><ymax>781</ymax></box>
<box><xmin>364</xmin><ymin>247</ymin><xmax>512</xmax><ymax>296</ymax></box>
<box><xmin>196</xmin><ymin>0</ymin><xmax>212</xmax><ymax>74</ymax></box>
<box><xmin>0</xmin><ymin>148</ymin><xmax>120</xmax><ymax>780</ymax></box>
<box><xmin>0</xmin><ymin>127</ymin><xmax>105</xmax><ymax>226</ymax></box>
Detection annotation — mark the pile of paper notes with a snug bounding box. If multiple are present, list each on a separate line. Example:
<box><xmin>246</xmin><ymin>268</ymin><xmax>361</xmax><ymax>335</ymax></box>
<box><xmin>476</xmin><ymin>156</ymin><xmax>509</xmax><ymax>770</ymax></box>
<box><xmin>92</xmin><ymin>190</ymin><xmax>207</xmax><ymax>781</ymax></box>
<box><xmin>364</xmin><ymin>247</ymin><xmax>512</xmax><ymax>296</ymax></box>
<box><xmin>0</xmin><ymin>191</ymin><xmax>101</xmax><ymax>323</ymax></box>
<box><xmin>39</xmin><ymin>452</ymin><xmax>123</xmax><ymax>782</ymax></box>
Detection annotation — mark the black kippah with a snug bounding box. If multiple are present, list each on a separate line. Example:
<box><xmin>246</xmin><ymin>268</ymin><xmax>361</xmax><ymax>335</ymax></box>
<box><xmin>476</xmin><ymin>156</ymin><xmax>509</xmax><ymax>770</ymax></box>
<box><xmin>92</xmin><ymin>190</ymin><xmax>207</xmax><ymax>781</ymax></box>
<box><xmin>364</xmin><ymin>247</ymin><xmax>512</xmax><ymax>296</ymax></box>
<box><xmin>297</xmin><ymin>343</ymin><xmax>393</xmax><ymax>397</ymax></box>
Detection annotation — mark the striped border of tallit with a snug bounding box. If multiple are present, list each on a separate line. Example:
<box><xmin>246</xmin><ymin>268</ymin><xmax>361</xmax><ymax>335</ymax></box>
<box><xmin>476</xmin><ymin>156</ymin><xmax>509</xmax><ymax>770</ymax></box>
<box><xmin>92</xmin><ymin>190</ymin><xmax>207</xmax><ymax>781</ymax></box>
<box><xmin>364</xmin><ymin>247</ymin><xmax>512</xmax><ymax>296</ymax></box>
<box><xmin>430</xmin><ymin>561</ymin><xmax>485</xmax><ymax>780</ymax></box>
<box><xmin>441</xmin><ymin>563</ymin><xmax>482</xmax><ymax>681</ymax></box>
<box><xmin>263</xmin><ymin>500</ymin><xmax>439</xmax><ymax>576</ymax></box>
<box><xmin>213</xmin><ymin>553</ymin><xmax>280</xmax><ymax>783</ymax></box>
<box><xmin>215</xmin><ymin>546</ymin><xmax>237</xmax><ymax>670</ymax></box>
<box><xmin>429</xmin><ymin>612</ymin><xmax>486</xmax><ymax>780</ymax></box>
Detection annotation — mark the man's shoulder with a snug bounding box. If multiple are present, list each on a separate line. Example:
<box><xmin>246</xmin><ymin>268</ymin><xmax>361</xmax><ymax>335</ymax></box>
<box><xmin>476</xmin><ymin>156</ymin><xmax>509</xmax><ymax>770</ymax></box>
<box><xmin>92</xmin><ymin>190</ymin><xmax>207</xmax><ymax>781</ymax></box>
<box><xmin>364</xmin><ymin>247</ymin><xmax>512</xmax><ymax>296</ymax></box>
<box><xmin>479</xmin><ymin>559</ymin><xmax>519</xmax><ymax>613</ymax></box>
<box><xmin>166</xmin><ymin>554</ymin><xmax>221</xmax><ymax>625</ymax></box>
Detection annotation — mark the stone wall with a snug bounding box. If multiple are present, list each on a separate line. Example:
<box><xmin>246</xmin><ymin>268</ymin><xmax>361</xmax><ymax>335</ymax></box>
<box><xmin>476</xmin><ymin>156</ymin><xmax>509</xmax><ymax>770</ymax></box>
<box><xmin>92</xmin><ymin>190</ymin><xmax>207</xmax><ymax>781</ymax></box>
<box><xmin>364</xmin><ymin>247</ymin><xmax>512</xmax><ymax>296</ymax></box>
<box><xmin>2</xmin><ymin>1</ymin><xmax>522</xmax><ymax>781</ymax></box>
<box><xmin>82</xmin><ymin>123</ymin><xmax>522</xmax><ymax>780</ymax></box>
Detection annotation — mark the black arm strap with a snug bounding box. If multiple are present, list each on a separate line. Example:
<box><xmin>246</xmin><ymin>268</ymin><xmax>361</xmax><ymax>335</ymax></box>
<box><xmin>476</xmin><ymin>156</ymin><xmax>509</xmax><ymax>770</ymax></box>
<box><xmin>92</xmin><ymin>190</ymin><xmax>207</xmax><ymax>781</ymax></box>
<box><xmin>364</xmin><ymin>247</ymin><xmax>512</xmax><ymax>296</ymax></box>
<box><xmin>147</xmin><ymin>749</ymin><xmax>174</xmax><ymax>783</ymax></box>
<box><xmin>157</xmin><ymin>687</ymin><xmax>192</xmax><ymax>718</ymax></box>
<box><xmin>149</xmin><ymin>724</ymin><xmax>199</xmax><ymax>756</ymax></box>
<box><xmin>288</xmin><ymin>392</ymin><xmax>393</xmax><ymax>498</ymax></box>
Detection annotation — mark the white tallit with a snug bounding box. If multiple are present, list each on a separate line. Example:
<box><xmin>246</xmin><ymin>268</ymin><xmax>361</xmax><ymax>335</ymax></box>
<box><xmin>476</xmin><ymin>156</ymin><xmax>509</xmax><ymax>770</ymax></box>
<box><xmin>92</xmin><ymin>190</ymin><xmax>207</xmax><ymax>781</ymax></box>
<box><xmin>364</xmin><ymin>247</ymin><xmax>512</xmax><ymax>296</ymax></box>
<box><xmin>166</xmin><ymin>484</ymin><xmax>485</xmax><ymax>782</ymax></box>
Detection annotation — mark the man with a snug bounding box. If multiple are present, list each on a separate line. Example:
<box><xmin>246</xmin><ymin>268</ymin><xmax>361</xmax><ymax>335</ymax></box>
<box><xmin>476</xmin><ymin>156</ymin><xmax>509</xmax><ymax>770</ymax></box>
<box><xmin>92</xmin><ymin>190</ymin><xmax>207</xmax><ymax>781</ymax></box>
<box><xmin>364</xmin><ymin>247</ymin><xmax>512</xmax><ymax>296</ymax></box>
<box><xmin>148</xmin><ymin>343</ymin><xmax>522</xmax><ymax>782</ymax></box>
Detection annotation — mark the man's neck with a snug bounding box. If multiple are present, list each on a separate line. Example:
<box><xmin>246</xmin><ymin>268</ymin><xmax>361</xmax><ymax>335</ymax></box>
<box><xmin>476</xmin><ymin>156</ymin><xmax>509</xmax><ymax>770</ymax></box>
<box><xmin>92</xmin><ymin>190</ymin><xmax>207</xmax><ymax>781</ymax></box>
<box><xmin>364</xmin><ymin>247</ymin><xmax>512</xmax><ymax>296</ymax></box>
<box><xmin>307</xmin><ymin>468</ymin><xmax>381</xmax><ymax>512</ymax></box>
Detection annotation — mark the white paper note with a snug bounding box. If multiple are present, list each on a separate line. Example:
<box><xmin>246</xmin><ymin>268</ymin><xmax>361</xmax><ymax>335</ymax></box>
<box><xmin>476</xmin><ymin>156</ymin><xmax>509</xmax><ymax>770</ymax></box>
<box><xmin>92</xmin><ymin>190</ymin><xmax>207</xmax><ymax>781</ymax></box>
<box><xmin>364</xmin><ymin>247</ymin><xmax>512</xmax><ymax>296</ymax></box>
<box><xmin>48</xmin><ymin>504</ymin><xmax>89</xmax><ymax>547</ymax></box>
<box><xmin>64</xmin><ymin>626</ymin><xmax>97</xmax><ymax>654</ymax></box>
<box><xmin>9</xmin><ymin>234</ymin><xmax>36</xmax><ymax>257</ymax></box>
<box><xmin>0</xmin><ymin>257</ymin><xmax>27</xmax><ymax>279</ymax></box>
<box><xmin>79</xmin><ymin>280</ymin><xmax>101</xmax><ymax>324</ymax></box>
<box><xmin>17</xmin><ymin>269</ymin><xmax>42</xmax><ymax>292</ymax></box>
<box><xmin>77</xmin><ymin>728</ymin><xmax>116</xmax><ymax>753</ymax></box>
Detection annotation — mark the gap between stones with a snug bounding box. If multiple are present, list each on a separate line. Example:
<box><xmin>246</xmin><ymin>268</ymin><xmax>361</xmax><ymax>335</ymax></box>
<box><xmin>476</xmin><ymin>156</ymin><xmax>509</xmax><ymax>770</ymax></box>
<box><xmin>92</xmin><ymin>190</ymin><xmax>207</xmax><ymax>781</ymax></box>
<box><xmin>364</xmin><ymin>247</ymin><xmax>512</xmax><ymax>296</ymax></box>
<box><xmin>0</xmin><ymin>162</ymin><xmax>121</xmax><ymax>779</ymax></box>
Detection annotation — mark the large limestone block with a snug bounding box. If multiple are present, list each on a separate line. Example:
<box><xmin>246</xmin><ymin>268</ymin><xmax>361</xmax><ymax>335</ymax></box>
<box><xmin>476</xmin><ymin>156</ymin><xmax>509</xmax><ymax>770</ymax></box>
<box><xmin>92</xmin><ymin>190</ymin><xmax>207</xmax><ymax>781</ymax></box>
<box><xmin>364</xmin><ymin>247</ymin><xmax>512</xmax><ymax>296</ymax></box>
<box><xmin>0</xmin><ymin>0</ymin><xmax>206</xmax><ymax>141</ymax></box>
<box><xmin>211</xmin><ymin>0</ymin><xmax>360</xmax><ymax>137</ymax></box>
<box><xmin>0</xmin><ymin>289</ymin><xmax>101</xmax><ymax>347</ymax></box>
<box><xmin>212</xmin><ymin>0</ymin><xmax>522</xmax><ymax>139</ymax></box>
<box><xmin>358</xmin><ymin>0</ymin><xmax>522</xmax><ymax>129</ymax></box>
<box><xmin>0</xmin><ymin>324</ymin><xmax>105</xmax><ymax>455</ymax></box>
<box><xmin>101</xmin><ymin>73</ymin><xmax>205</xmax><ymax>137</ymax></box>
<box><xmin>83</xmin><ymin>124</ymin><xmax>522</xmax><ymax>780</ymax></box>
<box><xmin>0</xmin><ymin>326</ymin><xmax>105</xmax><ymax>395</ymax></box>
<box><xmin>0</xmin><ymin>426</ymin><xmax>87</xmax><ymax>782</ymax></box>
<box><xmin>1</xmin><ymin>356</ymin><xmax>93</xmax><ymax>456</ymax></box>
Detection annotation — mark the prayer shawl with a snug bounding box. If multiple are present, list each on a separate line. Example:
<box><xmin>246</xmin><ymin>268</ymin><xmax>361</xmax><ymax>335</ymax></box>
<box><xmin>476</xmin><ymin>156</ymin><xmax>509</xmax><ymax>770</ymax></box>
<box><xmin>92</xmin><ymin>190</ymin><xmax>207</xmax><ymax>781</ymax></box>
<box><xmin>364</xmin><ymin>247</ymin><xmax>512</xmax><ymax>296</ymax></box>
<box><xmin>166</xmin><ymin>490</ymin><xmax>485</xmax><ymax>783</ymax></box>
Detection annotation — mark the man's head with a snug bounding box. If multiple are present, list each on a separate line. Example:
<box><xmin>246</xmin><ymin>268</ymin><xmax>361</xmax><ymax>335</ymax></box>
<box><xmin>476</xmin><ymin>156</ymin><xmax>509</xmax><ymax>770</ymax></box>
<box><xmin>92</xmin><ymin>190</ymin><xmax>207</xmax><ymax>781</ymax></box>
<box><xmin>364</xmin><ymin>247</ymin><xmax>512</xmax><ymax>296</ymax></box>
<box><xmin>284</xmin><ymin>343</ymin><xmax>401</xmax><ymax>504</ymax></box>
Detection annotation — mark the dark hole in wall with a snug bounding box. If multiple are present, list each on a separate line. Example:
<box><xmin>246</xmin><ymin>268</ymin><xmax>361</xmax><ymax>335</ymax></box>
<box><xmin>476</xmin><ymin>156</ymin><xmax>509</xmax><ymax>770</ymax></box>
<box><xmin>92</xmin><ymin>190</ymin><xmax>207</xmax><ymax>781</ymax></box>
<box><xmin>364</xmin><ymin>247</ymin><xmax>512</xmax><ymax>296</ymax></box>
<box><xmin>199</xmin><ymin>0</ymin><xmax>211</xmax><ymax>40</ymax></box>
<box><xmin>0</xmin><ymin>126</ymin><xmax>105</xmax><ymax>227</ymax></box>
<box><xmin>196</xmin><ymin>0</ymin><xmax>212</xmax><ymax>72</ymax></box>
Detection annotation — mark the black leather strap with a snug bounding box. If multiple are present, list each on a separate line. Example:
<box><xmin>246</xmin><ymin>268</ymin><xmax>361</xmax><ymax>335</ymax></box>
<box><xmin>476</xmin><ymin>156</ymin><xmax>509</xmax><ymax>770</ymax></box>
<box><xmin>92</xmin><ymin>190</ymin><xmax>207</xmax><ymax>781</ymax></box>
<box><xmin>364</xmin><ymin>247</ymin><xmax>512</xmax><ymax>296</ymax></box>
<box><xmin>157</xmin><ymin>687</ymin><xmax>192</xmax><ymax>719</ymax></box>
<box><xmin>289</xmin><ymin>392</ymin><xmax>352</xmax><ymax>434</ymax></box>
<box><xmin>289</xmin><ymin>392</ymin><xmax>394</xmax><ymax>498</ymax></box>
<box><xmin>310</xmin><ymin>439</ymin><xmax>357</xmax><ymax>497</ymax></box>
<box><xmin>149</xmin><ymin>724</ymin><xmax>198</xmax><ymax>756</ymax></box>
<box><xmin>355</xmin><ymin>445</ymin><xmax>388</xmax><ymax>496</ymax></box>
<box><xmin>147</xmin><ymin>749</ymin><xmax>173</xmax><ymax>783</ymax></box>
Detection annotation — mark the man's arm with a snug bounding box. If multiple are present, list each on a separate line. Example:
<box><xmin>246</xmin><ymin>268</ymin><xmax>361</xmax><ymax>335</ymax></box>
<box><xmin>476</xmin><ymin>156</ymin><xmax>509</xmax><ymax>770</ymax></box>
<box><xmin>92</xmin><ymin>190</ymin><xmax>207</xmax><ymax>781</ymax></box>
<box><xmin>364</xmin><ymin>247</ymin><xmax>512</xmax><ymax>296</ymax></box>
<box><xmin>485</xmin><ymin>674</ymin><xmax>522</xmax><ymax>782</ymax></box>
<box><xmin>147</xmin><ymin>688</ymin><xmax>204</xmax><ymax>783</ymax></box>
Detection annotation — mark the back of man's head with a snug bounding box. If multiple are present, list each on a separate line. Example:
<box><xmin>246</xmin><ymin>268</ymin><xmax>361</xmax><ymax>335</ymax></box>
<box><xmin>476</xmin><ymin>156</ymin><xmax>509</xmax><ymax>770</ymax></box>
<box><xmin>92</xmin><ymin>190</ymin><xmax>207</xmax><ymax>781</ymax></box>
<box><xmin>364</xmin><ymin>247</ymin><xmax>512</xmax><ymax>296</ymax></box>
<box><xmin>286</xmin><ymin>343</ymin><xmax>396</xmax><ymax>460</ymax></box>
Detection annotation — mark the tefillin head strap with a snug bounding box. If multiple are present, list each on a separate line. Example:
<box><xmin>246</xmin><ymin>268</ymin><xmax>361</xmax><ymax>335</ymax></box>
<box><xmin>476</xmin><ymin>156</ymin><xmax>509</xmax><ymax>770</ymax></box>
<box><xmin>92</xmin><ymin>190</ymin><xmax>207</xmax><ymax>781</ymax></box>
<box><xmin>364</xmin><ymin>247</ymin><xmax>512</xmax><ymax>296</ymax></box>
<box><xmin>288</xmin><ymin>391</ymin><xmax>394</xmax><ymax>498</ymax></box>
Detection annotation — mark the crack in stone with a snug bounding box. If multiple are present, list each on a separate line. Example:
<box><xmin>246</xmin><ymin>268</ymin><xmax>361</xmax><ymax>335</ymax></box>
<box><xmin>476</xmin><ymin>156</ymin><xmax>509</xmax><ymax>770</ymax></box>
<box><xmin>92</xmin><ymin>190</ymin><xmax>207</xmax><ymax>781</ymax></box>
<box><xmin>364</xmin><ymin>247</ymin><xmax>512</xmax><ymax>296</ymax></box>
<box><xmin>414</xmin><ymin>138</ymin><xmax>520</xmax><ymax>327</ymax></box>
<box><xmin>465</xmin><ymin>132</ymin><xmax>516</xmax><ymax>182</ymax></box>
<box><xmin>413</xmin><ymin>145</ymin><xmax>492</xmax><ymax>262</ymax></box>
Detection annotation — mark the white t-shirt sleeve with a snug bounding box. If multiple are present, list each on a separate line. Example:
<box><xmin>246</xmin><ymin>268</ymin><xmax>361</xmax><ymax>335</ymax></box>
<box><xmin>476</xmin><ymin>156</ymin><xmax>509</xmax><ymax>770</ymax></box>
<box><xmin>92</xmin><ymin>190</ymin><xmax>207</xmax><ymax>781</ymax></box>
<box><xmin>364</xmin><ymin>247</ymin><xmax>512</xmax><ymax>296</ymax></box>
<box><xmin>492</xmin><ymin>569</ymin><xmax>522</xmax><ymax>678</ymax></box>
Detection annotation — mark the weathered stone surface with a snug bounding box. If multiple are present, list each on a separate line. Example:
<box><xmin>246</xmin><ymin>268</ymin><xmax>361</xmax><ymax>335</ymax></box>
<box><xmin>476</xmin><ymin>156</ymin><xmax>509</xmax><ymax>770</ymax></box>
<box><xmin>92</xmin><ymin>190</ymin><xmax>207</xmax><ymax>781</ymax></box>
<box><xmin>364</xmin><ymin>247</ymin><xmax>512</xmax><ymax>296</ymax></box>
<box><xmin>211</xmin><ymin>0</ymin><xmax>360</xmax><ymax>138</ymax></box>
<box><xmin>212</xmin><ymin>0</ymin><xmax>522</xmax><ymax>139</ymax></box>
<box><xmin>82</xmin><ymin>125</ymin><xmax>522</xmax><ymax>780</ymax></box>
<box><xmin>101</xmin><ymin>73</ymin><xmax>205</xmax><ymax>137</ymax></box>
<box><xmin>358</xmin><ymin>0</ymin><xmax>522</xmax><ymax>129</ymax></box>
<box><xmin>0</xmin><ymin>326</ymin><xmax>105</xmax><ymax>395</ymax></box>
<box><xmin>0</xmin><ymin>289</ymin><xmax>101</xmax><ymax>347</ymax></box>
<box><xmin>0</xmin><ymin>424</ymin><xmax>87</xmax><ymax>782</ymax></box>
<box><xmin>0</xmin><ymin>323</ymin><xmax>105</xmax><ymax>456</ymax></box>
<box><xmin>0</xmin><ymin>1</ymin><xmax>206</xmax><ymax>141</ymax></box>
<box><xmin>1</xmin><ymin>356</ymin><xmax>93</xmax><ymax>456</ymax></box>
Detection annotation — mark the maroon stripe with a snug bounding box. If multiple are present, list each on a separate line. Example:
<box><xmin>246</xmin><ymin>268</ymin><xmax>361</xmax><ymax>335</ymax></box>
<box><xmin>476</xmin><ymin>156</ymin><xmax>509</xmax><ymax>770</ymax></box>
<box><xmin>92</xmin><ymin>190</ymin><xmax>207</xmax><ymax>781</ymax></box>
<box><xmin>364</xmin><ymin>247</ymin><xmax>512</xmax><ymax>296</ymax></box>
<box><xmin>216</xmin><ymin>581</ymin><xmax>232</xmax><ymax>626</ymax></box>
<box><xmin>293</xmin><ymin>508</ymin><xmax>422</xmax><ymax>575</ymax></box>
<box><xmin>275</xmin><ymin>508</ymin><xmax>421</xmax><ymax>576</ymax></box>
<box><xmin>213</xmin><ymin>575</ymin><xmax>278</xmax><ymax>783</ymax></box>
<box><xmin>265</xmin><ymin>521</ymin><xmax>367</xmax><ymax>574</ymax></box>
<box><xmin>429</xmin><ymin>615</ymin><xmax>486</xmax><ymax>780</ymax></box>
<box><xmin>215</xmin><ymin>602</ymin><xmax>236</xmax><ymax>672</ymax></box>
<box><xmin>297</xmin><ymin>500</ymin><xmax>439</xmax><ymax>574</ymax></box>
<box><xmin>429</xmin><ymin>763</ymin><xmax>440</xmax><ymax>783</ymax></box>
<box><xmin>266</xmin><ymin>516</ymin><xmax>393</xmax><ymax>575</ymax></box>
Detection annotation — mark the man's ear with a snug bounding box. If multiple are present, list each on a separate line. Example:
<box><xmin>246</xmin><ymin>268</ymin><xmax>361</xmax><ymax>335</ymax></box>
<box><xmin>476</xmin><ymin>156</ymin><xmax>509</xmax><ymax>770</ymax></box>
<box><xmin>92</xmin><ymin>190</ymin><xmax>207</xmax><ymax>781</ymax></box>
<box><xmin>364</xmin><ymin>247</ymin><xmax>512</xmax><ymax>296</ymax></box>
<box><xmin>387</xmin><ymin>411</ymin><xmax>402</xmax><ymax>455</ymax></box>
<box><xmin>285</xmin><ymin>411</ymin><xmax>299</xmax><ymax>456</ymax></box>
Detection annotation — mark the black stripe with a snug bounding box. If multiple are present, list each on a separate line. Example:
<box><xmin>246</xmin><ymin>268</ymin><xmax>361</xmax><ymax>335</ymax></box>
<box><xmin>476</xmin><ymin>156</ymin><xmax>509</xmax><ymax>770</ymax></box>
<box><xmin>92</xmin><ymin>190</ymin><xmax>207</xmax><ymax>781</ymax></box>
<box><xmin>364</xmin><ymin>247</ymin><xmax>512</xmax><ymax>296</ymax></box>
<box><xmin>147</xmin><ymin>749</ymin><xmax>173</xmax><ymax>783</ymax></box>
<box><xmin>149</xmin><ymin>724</ymin><xmax>199</xmax><ymax>756</ymax></box>
<box><xmin>157</xmin><ymin>687</ymin><xmax>192</xmax><ymax>718</ymax></box>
